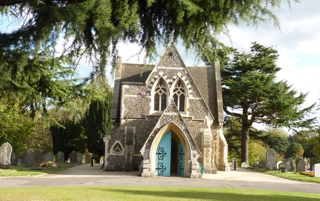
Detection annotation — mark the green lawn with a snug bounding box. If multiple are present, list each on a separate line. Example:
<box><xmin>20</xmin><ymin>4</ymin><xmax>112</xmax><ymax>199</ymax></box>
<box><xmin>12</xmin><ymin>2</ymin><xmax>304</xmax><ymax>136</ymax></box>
<box><xmin>253</xmin><ymin>168</ymin><xmax>320</xmax><ymax>183</ymax></box>
<box><xmin>0</xmin><ymin>164</ymin><xmax>76</xmax><ymax>176</ymax></box>
<box><xmin>0</xmin><ymin>186</ymin><xmax>319</xmax><ymax>201</ymax></box>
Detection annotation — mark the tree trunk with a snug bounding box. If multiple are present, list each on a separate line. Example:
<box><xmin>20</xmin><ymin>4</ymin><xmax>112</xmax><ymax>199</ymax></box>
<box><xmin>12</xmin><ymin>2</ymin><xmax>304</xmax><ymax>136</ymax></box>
<box><xmin>241</xmin><ymin>124</ymin><xmax>250</xmax><ymax>165</ymax></box>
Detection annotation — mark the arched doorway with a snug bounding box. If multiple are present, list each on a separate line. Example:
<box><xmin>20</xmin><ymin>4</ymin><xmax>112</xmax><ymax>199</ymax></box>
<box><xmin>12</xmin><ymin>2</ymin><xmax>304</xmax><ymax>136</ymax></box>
<box><xmin>155</xmin><ymin>130</ymin><xmax>184</xmax><ymax>177</ymax></box>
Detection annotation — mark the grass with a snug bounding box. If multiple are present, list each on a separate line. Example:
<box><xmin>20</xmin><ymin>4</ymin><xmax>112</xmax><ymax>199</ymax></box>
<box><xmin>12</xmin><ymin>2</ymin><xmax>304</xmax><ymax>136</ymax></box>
<box><xmin>252</xmin><ymin>168</ymin><xmax>320</xmax><ymax>183</ymax></box>
<box><xmin>0</xmin><ymin>186</ymin><xmax>319</xmax><ymax>201</ymax></box>
<box><xmin>0</xmin><ymin>164</ymin><xmax>76</xmax><ymax>177</ymax></box>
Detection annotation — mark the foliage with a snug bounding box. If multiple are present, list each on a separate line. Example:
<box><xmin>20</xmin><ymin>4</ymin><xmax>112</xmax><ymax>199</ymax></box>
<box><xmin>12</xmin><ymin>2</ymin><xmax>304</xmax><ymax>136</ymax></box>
<box><xmin>262</xmin><ymin>128</ymin><xmax>290</xmax><ymax>156</ymax></box>
<box><xmin>290</xmin><ymin>130</ymin><xmax>317</xmax><ymax>158</ymax></box>
<box><xmin>299</xmin><ymin>171</ymin><xmax>315</xmax><ymax>177</ymax></box>
<box><xmin>248</xmin><ymin>140</ymin><xmax>268</xmax><ymax>166</ymax></box>
<box><xmin>0</xmin><ymin>100</ymin><xmax>35</xmax><ymax>155</ymax></box>
<box><xmin>51</xmin><ymin>118</ymin><xmax>86</xmax><ymax>159</ymax></box>
<box><xmin>0</xmin><ymin>0</ymin><xmax>299</xmax><ymax>74</ymax></box>
<box><xmin>313</xmin><ymin>132</ymin><xmax>320</xmax><ymax>161</ymax></box>
<box><xmin>219</xmin><ymin>42</ymin><xmax>315</xmax><ymax>165</ymax></box>
<box><xmin>285</xmin><ymin>142</ymin><xmax>304</xmax><ymax>159</ymax></box>
<box><xmin>83</xmin><ymin>79</ymin><xmax>112</xmax><ymax>159</ymax></box>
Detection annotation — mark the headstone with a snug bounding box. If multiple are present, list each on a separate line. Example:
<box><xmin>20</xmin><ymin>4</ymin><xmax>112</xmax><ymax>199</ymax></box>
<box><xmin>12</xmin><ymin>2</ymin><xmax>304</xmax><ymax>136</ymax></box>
<box><xmin>266</xmin><ymin>148</ymin><xmax>276</xmax><ymax>170</ymax></box>
<box><xmin>100</xmin><ymin>156</ymin><xmax>104</xmax><ymax>164</ymax></box>
<box><xmin>76</xmin><ymin>152</ymin><xmax>82</xmax><ymax>164</ymax></box>
<box><xmin>23</xmin><ymin>150</ymin><xmax>35</xmax><ymax>167</ymax></box>
<box><xmin>10</xmin><ymin>152</ymin><xmax>19</xmax><ymax>166</ymax></box>
<box><xmin>44</xmin><ymin>152</ymin><xmax>53</xmax><ymax>162</ymax></box>
<box><xmin>315</xmin><ymin>164</ymin><xmax>320</xmax><ymax>178</ymax></box>
<box><xmin>85</xmin><ymin>152</ymin><xmax>92</xmax><ymax>163</ymax></box>
<box><xmin>34</xmin><ymin>150</ymin><xmax>44</xmax><ymax>167</ymax></box>
<box><xmin>284</xmin><ymin>158</ymin><xmax>294</xmax><ymax>172</ymax></box>
<box><xmin>56</xmin><ymin>151</ymin><xmax>65</xmax><ymax>163</ymax></box>
<box><xmin>241</xmin><ymin>162</ymin><xmax>248</xmax><ymax>168</ymax></box>
<box><xmin>258</xmin><ymin>160</ymin><xmax>266</xmax><ymax>168</ymax></box>
<box><xmin>69</xmin><ymin>151</ymin><xmax>77</xmax><ymax>163</ymax></box>
<box><xmin>296</xmin><ymin>158</ymin><xmax>305</xmax><ymax>172</ymax></box>
<box><xmin>0</xmin><ymin>142</ymin><xmax>13</xmax><ymax>168</ymax></box>
<box><xmin>228</xmin><ymin>162</ymin><xmax>232</xmax><ymax>167</ymax></box>
<box><xmin>310</xmin><ymin>158</ymin><xmax>317</xmax><ymax>171</ymax></box>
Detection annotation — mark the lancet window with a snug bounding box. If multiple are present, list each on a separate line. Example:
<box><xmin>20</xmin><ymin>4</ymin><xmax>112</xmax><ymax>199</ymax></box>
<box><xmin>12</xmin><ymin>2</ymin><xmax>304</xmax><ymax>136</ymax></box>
<box><xmin>173</xmin><ymin>79</ymin><xmax>186</xmax><ymax>112</ymax></box>
<box><xmin>154</xmin><ymin>78</ymin><xmax>168</xmax><ymax>111</ymax></box>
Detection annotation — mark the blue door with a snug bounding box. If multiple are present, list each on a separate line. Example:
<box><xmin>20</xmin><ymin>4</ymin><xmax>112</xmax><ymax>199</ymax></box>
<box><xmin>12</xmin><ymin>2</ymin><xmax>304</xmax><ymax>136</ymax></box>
<box><xmin>156</xmin><ymin>131</ymin><xmax>171</xmax><ymax>176</ymax></box>
<box><xmin>178</xmin><ymin>141</ymin><xmax>184</xmax><ymax>176</ymax></box>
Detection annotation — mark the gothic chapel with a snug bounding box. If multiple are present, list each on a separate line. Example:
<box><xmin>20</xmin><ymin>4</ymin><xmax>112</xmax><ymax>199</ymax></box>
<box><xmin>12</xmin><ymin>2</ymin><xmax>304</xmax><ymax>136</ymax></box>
<box><xmin>103</xmin><ymin>42</ymin><xmax>229</xmax><ymax>178</ymax></box>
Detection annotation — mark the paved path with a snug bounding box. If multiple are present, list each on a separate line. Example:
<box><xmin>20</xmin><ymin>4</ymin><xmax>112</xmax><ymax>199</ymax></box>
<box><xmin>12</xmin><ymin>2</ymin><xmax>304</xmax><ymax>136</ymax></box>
<box><xmin>1</xmin><ymin>164</ymin><xmax>319</xmax><ymax>194</ymax></box>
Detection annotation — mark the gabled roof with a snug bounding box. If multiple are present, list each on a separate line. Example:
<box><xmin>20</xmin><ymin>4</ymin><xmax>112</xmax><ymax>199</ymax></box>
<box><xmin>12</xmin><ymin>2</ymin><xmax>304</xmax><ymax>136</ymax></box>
<box><xmin>141</xmin><ymin>100</ymin><xmax>201</xmax><ymax>155</ymax></box>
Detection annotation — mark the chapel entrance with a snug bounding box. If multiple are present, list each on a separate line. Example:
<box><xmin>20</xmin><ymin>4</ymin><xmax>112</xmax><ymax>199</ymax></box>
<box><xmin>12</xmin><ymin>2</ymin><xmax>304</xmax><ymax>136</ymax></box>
<box><xmin>155</xmin><ymin>130</ymin><xmax>184</xmax><ymax>177</ymax></box>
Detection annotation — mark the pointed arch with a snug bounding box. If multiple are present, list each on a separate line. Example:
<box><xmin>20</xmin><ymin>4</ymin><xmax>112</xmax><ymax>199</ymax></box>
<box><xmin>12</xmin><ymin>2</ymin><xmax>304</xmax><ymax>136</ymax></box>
<box><xmin>172</xmin><ymin>79</ymin><xmax>187</xmax><ymax>112</ymax></box>
<box><xmin>153</xmin><ymin>78</ymin><xmax>168</xmax><ymax>111</ymax></box>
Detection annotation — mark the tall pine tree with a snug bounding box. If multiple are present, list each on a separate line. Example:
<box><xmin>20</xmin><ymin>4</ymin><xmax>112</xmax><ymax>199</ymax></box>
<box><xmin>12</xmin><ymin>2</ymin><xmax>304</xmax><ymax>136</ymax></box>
<box><xmin>221</xmin><ymin>42</ymin><xmax>315</xmax><ymax>165</ymax></box>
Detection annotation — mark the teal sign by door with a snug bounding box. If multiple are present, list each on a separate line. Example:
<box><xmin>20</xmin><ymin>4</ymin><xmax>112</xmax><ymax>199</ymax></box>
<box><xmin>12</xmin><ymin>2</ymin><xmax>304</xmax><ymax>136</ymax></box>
<box><xmin>156</xmin><ymin>131</ymin><xmax>171</xmax><ymax>176</ymax></box>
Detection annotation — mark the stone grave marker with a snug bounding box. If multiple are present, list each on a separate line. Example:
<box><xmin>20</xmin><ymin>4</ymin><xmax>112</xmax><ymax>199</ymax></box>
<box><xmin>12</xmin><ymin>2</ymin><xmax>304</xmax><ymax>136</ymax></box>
<box><xmin>266</xmin><ymin>148</ymin><xmax>276</xmax><ymax>170</ymax></box>
<box><xmin>56</xmin><ymin>151</ymin><xmax>65</xmax><ymax>163</ymax></box>
<box><xmin>0</xmin><ymin>142</ymin><xmax>13</xmax><ymax>168</ymax></box>
<box><xmin>315</xmin><ymin>164</ymin><xmax>320</xmax><ymax>178</ymax></box>
<box><xmin>10</xmin><ymin>152</ymin><xmax>19</xmax><ymax>166</ymax></box>
<box><xmin>85</xmin><ymin>152</ymin><xmax>92</xmax><ymax>163</ymax></box>
<box><xmin>77</xmin><ymin>152</ymin><xmax>82</xmax><ymax>164</ymax></box>
<box><xmin>34</xmin><ymin>150</ymin><xmax>44</xmax><ymax>167</ymax></box>
<box><xmin>310</xmin><ymin>158</ymin><xmax>317</xmax><ymax>171</ymax></box>
<box><xmin>258</xmin><ymin>160</ymin><xmax>266</xmax><ymax>168</ymax></box>
<box><xmin>284</xmin><ymin>158</ymin><xmax>294</xmax><ymax>172</ymax></box>
<box><xmin>69</xmin><ymin>151</ymin><xmax>77</xmax><ymax>163</ymax></box>
<box><xmin>296</xmin><ymin>158</ymin><xmax>305</xmax><ymax>172</ymax></box>
<box><xmin>44</xmin><ymin>152</ymin><xmax>53</xmax><ymax>162</ymax></box>
<box><xmin>241</xmin><ymin>162</ymin><xmax>248</xmax><ymax>168</ymax></box>
<box><xmin>23</xmin><ymin>150</ymin><xmax>35</xmax><ymax>167</ymax></box>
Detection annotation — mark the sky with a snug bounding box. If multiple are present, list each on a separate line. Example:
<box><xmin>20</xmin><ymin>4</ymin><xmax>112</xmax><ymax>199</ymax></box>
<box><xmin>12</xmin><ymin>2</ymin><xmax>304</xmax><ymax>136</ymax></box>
<box><xmin>113</xmin><ymin>0</ymin><xmax>320</xmax><ymax>111</ymax></box>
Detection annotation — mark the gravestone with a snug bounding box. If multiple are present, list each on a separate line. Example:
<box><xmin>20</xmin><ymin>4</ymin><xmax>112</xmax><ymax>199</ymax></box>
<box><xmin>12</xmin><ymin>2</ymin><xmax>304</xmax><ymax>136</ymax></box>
<box><xmin>232</xmin><ymin>157</ymin><xmax>237</xmax><ymax>170</ymax></box>
<box><xmin>85</xmin><ymin>152</ymin><xmax>92</xmax><ymax>163</ymax></box>
<box><xmin>34</xmin><ymin>150</ymin><xmax>43</xmax><ymax>167</ymax></box>
<box><xmin>266</xmin><ymin>148</ymin><xmax>276</xmax><ymax>170</ymax></box>
<box><xmin>77</xmin><ymin>152</ymin><xmax>82</xmax><ymax>164</ymax></box>
<box><xmin>0</xmin><ymin>142</ymin><xmax>13</xmax><ymax>168</ymax></box>
<box><xmin>10</xmin><ymin>152</ymin><xmax>19</xmax><ymax>166</ymax></box>
<box><xmin>258</xmin><ymin>160</ymin><xmax>266</xmax><ymax>168</ymax></box>
<box><xmin>296</xmin><ymin>158</ymin><xmax>305</xmax><ymax>172</ymax></box>
<box><xmin>56</xmin><ymin>151</ymin><xmax>65</xmax><ymax>163</ymax></box>
<box><xmin>241</xmin><ymin>162</ymin><xmax>248</xmax><ymax>168</ymax></box>
<box><xmin>44</xmin><ymin>152</ymin><xmax>53</xmax><ymax>162</ymax></box>
<box><xmin>23</xmin><ymin>150</ymin><xmax>35</xmax><ymax>167</ymax></box>
<box><xmin>69</xmin><ymin>151</ymin><xmax>77</xmax><ymax>163</ymax></box>
<box><xmin>310</xmin><ymin>158</ymin><xmax>317</xmax><ymax>171</ymax></box>
<box><xmin>284</xmin><ymin>158</ymin><xmax>294</xmax><ymax>172</ymax></box>
<box><xmin>315</xmin><ymin>164</ymin><xmax>320</xmax><ymax>178</ymax></box>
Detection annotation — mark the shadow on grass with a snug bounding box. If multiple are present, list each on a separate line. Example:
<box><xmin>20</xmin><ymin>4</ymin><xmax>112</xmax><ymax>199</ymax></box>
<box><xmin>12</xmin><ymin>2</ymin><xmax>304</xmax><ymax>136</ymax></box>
<box><xmin>102</xmin><ymin>188</ymin><xmax>319</xmax><ymax>201</ymax></box>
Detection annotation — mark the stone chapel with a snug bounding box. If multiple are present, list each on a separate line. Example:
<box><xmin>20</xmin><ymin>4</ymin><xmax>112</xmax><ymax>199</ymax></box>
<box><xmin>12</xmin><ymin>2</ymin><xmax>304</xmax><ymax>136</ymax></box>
<box><xmin>103</xmin><ymin>42</ymin><xmax>229</xmax><ymax>178</ymax></box>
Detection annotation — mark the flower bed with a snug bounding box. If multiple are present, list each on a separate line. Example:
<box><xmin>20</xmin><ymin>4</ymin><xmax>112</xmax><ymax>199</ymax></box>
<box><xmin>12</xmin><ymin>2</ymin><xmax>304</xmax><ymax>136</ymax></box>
<box><xmin>299</xmin><ymin>171</ymin><xmax>314</xmax><ymax>177</ymax></box>
<box><xmin>40</xmin><ymin>161</ymin><xmax>60</xmax><ymax>168</ymax></box>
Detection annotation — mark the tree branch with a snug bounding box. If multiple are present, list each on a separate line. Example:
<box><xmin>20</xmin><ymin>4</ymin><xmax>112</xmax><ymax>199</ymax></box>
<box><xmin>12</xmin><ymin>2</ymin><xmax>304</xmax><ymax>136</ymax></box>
<box><xmin>0</xmin><ymin>0</ymin><xmax>86</xmax><ymax>7</ymax></box>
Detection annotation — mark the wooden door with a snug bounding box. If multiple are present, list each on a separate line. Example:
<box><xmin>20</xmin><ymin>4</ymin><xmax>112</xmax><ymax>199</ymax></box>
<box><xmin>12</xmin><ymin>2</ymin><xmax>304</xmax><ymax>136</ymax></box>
<box><xmin>156</xmin><ymin>131</ymin><xmax>171</xmax><ymax>176</ymax></box>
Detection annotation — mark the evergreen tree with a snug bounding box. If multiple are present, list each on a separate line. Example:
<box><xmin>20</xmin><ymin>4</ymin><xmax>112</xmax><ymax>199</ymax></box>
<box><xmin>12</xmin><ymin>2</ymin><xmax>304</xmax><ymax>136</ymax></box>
<box><xmin>221</xmin><ymin>42</ymin><xmax>315</xmax><ymax>165</ymax></box>
<box><xmin>83</xmin><ymin>76</ymin><xmax>112</xmax><ymax>159</ymax></box>
<box><xmin>0</xmin><ymin>0</ymin><xmax>299</xmax><ymax>75</ymax></box>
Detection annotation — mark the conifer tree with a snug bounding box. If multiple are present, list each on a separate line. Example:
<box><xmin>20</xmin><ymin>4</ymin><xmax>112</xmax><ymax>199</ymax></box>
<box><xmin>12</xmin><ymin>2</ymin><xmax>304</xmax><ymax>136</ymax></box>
<box><xmin>221</xmin><ymin>42</ymin><xmax>315</xmax><ymax>165</ymax></box>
